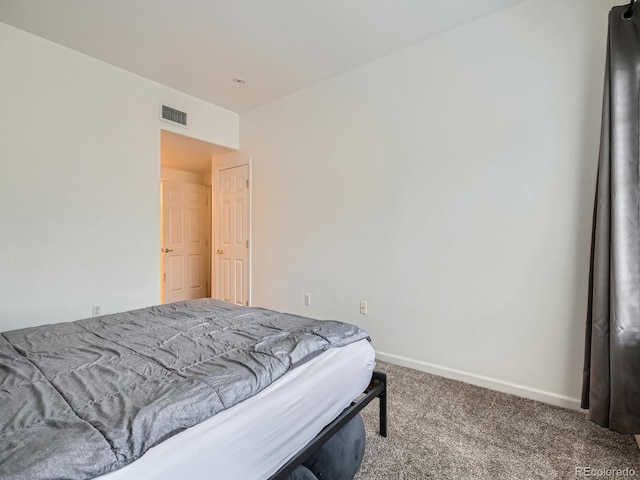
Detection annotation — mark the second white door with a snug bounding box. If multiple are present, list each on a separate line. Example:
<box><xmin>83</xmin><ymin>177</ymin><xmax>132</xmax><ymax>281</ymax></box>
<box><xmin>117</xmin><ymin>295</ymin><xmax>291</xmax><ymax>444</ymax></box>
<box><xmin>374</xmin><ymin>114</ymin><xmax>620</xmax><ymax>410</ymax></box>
<box><xmin>215</xmin><ymin>164</ymin><xmax>249</xmax><ymax>306</ymax></box>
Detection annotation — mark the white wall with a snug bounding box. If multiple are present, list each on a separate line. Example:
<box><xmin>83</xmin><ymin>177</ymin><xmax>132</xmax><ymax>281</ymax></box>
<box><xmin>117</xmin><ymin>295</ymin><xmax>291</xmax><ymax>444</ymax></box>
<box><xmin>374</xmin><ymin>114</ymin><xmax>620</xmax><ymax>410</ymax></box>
<box><xmin>240</xmin><ymin>0</ymin><xmax>617</xmax><ymax>408</ymax></box>
<box><xmin>161</xmin><ymin>168</ymin><xmax>208</xmax><ymax>185</ymax></box>
<box><xmin>0</xmin><ymin>22</ymin><xmax>238</xmax><ymax>331</ymax></box>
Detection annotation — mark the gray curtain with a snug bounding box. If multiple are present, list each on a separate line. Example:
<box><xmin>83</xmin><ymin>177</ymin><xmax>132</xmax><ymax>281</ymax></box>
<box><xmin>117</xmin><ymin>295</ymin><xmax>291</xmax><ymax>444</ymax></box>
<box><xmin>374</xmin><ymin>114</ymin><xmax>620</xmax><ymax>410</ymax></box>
<box><xmin>581</xmin><ymin>4</ymin><xmax>640</xmax><ymax>434</ymax></box>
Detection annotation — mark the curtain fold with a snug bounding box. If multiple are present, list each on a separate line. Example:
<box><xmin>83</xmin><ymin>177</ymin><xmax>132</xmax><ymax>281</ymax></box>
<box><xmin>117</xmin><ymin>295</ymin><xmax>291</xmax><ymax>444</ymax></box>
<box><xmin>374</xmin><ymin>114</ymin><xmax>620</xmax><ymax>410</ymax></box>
<box><xmin>582</xmin><ymin>5</ymin><xmax>640</xmax><ymax>434</ymax></box>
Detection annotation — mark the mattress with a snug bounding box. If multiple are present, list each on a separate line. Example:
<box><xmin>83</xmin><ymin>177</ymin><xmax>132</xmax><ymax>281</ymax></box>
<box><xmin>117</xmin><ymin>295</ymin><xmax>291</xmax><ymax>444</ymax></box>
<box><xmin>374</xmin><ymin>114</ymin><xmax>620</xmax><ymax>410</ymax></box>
<box><xmin>96</xmin><ymin>337</ymin><xmax>376</xmax><ymax>480</ymax></box>
<box><xmin>1</xmin><ymin>300</ymin><xmax>371</xmax><ymax>480</ymax></box>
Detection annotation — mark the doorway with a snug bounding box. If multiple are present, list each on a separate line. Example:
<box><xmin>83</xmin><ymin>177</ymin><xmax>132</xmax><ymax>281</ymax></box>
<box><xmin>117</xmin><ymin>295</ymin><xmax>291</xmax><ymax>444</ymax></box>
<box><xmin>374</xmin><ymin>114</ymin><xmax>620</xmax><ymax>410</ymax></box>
<box><xmin>160</xmin><ymin>129</ymin><xmax>232</xmax><ymax>304</ymax></box>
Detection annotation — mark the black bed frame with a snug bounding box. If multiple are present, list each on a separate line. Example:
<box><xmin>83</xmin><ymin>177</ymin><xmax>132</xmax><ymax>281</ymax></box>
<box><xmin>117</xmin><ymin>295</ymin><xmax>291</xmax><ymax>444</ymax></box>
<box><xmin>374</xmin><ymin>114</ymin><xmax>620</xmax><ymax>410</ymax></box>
<box><xmin>268</xmin><ymin>371</ymin><xmax>387</xmax><ymax>480</ymax></box>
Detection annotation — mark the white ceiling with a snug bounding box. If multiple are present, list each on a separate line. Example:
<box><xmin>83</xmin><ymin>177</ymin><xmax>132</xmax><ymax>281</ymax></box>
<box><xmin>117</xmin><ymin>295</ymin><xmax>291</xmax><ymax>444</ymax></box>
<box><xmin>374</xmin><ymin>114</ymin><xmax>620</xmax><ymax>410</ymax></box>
<box><xmin>0</xmin><ymin>0</ymin><xmax>527</xmax><ymax>113</ymax></box>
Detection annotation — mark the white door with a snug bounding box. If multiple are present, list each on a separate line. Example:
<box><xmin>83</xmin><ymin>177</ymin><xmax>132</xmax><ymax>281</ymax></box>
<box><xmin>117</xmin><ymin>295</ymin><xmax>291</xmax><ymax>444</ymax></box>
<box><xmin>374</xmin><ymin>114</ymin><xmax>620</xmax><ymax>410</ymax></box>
<box><xmin>162</xmin><ymin>181</ymin><xmax>208</xmax><ymax>303</ymax></box>
<box><xmin>215</xmin><ymin>165</ymin><xmax>249</xmax><ymax>306</ymax></box>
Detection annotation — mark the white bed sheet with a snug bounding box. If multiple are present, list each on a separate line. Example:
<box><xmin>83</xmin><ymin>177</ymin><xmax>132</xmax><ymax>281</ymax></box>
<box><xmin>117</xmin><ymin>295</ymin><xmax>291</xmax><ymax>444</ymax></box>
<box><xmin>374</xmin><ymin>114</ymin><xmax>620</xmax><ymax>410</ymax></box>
<box><xmin>96</xmin><ymin>338</ymin><xmax>376</xmax><ymax>480</ymax></box>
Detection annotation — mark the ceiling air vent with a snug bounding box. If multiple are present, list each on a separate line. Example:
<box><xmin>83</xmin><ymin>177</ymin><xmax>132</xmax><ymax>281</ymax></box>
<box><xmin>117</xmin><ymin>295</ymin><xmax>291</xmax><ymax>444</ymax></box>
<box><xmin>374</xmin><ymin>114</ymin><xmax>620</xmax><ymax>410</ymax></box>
<box><xmin>161</xmin><ymin>105</ymin><xmax>187</xmax><ymax>126</ymax></box>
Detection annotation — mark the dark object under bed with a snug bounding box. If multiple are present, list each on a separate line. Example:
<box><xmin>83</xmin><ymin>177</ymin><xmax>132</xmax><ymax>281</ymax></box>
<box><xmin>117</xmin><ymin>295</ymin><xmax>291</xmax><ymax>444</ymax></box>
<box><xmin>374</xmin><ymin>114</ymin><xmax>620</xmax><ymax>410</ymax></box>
<box><xmin>287</xmin><ymin>413</ymin><xmax>366</xmax><ymax>480</ymax></box>
<box><xmin>279</xmin><ymin>372</ymin><xmax>388</xmax><ymax>480</ymax></box>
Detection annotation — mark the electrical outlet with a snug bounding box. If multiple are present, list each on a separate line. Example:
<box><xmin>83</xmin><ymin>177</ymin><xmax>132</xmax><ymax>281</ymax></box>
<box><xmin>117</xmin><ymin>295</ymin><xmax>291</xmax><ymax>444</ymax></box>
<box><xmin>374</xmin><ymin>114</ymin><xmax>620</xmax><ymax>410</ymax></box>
<box><xmin>92</xmin><ymin>305</ymin><xmax>102</xmax><ymax>317</ymax></box>
<box><xmin>360</xmin><ymin>301</ymin><xmax>367</xmax><ymax>315</ymax></box>
<box><xmin>304</xmin><ymin>293</ymin><xmax>311</xmax><ymax>306</ymax></box>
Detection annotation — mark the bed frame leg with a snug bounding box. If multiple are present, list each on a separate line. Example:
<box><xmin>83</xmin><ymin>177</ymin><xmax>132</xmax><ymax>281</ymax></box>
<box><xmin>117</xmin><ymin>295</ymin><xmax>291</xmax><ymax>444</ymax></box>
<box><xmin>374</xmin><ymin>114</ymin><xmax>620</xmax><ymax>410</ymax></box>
<box><xmin>372</xmin><ymin>371</ymin><xmax>387</xmax><ymax>437</ymax></box>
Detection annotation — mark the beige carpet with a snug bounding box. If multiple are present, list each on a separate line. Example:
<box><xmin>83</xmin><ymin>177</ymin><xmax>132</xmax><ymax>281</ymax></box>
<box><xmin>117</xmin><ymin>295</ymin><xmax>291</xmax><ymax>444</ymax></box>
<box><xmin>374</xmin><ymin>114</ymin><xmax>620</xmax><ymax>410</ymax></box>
<box><xmin>355</xmin><ymin>361</ymin><xmax>640</xmax><ymax>480</ymax></box>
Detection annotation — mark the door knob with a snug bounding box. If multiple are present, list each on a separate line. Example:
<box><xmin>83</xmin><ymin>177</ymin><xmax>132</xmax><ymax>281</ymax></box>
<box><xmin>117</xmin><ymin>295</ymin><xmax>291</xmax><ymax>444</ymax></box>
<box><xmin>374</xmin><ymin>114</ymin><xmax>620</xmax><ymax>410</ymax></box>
<box><xmin>216</xmin><ymin>249</ymin><xmax>224</xmax><ymax>255</ymax></box>
<box><xmin>163</xmin><ymin>248</ymin><xmax>174</xmax><ymax>253</ymax></box>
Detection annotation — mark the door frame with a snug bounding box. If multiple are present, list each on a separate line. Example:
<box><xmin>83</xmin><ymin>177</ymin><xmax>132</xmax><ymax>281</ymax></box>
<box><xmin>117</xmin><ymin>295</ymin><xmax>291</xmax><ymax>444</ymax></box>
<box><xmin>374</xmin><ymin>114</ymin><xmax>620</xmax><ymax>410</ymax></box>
<box><xmin>212</xmin><ymin>156</ymin><xmax>252</xmax><ymax>305</ymax></box>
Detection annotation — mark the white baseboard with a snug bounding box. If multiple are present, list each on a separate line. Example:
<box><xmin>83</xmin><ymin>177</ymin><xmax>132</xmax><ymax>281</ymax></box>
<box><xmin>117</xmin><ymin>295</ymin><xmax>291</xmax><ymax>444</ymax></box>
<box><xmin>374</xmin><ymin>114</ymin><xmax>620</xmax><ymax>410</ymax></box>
<box><xmin>375</xmin><ymin>351</ymin><xmax>582</xmax><ymax>411</ymax></box>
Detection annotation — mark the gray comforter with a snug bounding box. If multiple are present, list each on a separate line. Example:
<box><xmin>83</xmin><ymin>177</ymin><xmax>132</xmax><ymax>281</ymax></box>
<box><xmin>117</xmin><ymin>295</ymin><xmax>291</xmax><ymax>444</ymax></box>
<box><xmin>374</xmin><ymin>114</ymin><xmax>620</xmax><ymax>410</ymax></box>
<box><xmin>0</xmin><ymin>299</ymin><xmax>369</xmax><ymax>480</ymax></box>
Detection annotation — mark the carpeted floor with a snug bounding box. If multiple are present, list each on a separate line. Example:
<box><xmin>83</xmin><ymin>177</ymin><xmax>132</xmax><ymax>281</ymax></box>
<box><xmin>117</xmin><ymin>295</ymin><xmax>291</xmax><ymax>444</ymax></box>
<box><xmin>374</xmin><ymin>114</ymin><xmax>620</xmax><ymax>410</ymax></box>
<box><xmin>355</xmin><ymin>361</ymin><xmax>640</xmax><ymax>480</ymax></box>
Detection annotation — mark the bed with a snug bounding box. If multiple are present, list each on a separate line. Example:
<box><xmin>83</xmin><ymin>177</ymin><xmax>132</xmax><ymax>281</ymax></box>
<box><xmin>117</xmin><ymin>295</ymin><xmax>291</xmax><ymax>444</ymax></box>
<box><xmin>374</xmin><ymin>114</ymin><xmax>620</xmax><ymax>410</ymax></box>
<box><xmin>0</xmin><ymin>299</ymin><xmax>386</xmax><ymax>480</ymax></box>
